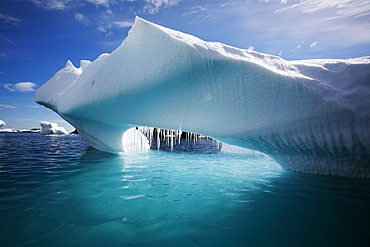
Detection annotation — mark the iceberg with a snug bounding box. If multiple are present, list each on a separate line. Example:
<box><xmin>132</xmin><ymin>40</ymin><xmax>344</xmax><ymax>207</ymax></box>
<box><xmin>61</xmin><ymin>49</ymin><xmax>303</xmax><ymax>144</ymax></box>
<box><xmin>0</xmin><ymin>128</ymin><xmax>18</xmax><ymax>133</ymax></box>
<box><xmin>40</xmin><ymin>121</ymin><xmax>69</xmax><ymax>135</ymax></box>
<box><xmin>35</xmin><ymin>17</ymin><xmax>370</xmax><ymax>177</ymax></box>
<box><xmin>0</xmin><ymin>120</ymin><xmax>5</xmax><ymax>128</ymax></box>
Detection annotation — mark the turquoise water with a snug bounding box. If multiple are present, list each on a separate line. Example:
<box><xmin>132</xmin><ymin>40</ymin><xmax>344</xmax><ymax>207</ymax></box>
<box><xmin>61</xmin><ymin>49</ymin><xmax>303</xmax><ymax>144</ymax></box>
<box><xmin>0</xmin><ymin>133</ymin><xmax>369</xmax><ymax>247</ymax></box>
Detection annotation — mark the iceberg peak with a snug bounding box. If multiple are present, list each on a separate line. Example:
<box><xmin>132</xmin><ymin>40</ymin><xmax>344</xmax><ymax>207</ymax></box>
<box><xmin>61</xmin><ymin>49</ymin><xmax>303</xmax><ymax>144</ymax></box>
<box><xmin>35</xmin><ymin>17</ymin><xmax>370</xmax><ymax>178</ymax></box>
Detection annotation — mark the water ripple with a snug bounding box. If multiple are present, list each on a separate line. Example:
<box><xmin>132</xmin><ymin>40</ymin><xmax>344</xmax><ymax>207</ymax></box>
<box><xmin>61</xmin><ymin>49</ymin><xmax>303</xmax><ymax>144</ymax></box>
<box><xmin>1</xmin><ymin>133</ymin><xmax>370</xmax><ymax>247</ymax></box>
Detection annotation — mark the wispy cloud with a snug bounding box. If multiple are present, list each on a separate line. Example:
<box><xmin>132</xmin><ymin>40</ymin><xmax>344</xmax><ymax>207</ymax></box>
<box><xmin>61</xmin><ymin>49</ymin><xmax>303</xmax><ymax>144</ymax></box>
<box><xmin>205</xmin><ymin>0</ymin><xmax>370</xmax><ymax>58</ymax></box>
<box><xmin>310</xmin><ymin>41</ymin><xmax>318</xmax><ymax>48</ymax></box>
<box><xmin>29</xmin><ymin>0</ymin><xmax>126</xmax><ymax>10</ymax></box>
<box><xmin>276</xmin><ymin>0</ymin><xmax>370</xmax><ymax>19</ymax></box>
<box><xmin>74</xmin><ymin>12</ymin><xmax>90</xmax><ymax>26</ymax></box>
<box><xmin>113</xmin><ymin>21</ymin><xmax>134</xmax><ymax>28</ymax></box>
<box><xmin>30</xmin><ymin>0</ymin><xmax>73</xmax><ymax>10</ymax></box>
<box><xmin>29</xmin><ymin>0</ymin><xmax>183</xmax><ymax>32</ymax></box>
<box><xmin>30</xmin><ymin>0</ymin><xmax>112</xmax><ymax>10</ymax></box>
<box><xmin>30</xmin><ymin>0</ymin><xmax>183</xmax><ymax>14</ymax></box>
<box><xmin>0</xmin><ymin>14</ymin><xmax>21</xmax><ymax>27</ymax></box>
<box><xmin>1</xmin><ymin>37</ymin><xmax>15</xmax><ymax>44</ymax></box>
<box><xmin>0</xmin><ymin>103</ymin><xmax>18</xmax><ymax>109</ymax></box>
<box><xmin>144</xmin><ymin>0</ymin><xmax>181</xmax><ymax>14</ymax></box>
<box><xmin>18</xmin><ymin>119</ymin><xmax>34</xmax><ymax>121</ymax></box>
<box><xmin>183</xmin><ymin>5</ymin><xmax>208</xmax><ymax>16</ymax></box>
<box><xmin>4</xmin><ymin>82</ymin><xmax>37</xmax><ymax>92</ymax></box>
<box><xmin>274</xmin><ymin>0</ymin><xmax>370</xmax><ymax>47</ymax></box>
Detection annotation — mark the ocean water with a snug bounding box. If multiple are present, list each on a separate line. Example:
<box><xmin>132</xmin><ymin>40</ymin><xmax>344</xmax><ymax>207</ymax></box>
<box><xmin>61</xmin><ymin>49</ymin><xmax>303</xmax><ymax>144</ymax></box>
<box><xmin>0</xmin><ymin>133</ymin><xmax>369</xmax><ymax>247</ymax></box>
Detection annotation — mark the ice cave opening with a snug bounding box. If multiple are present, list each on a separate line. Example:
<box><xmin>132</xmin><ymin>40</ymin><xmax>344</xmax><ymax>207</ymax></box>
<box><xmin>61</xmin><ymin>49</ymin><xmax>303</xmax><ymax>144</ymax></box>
<box><xmin>122</xmin><ymin>127</ymin><xmax>264</xmax><ymax>156</ymax></box>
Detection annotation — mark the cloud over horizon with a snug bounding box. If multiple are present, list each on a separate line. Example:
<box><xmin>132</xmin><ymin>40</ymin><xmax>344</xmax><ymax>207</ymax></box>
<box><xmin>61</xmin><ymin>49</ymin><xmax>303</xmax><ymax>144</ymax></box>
<box><xmin>4</xmin><ymin>82</ymin><xmax>37</xmax><ymax>93</ymax></box>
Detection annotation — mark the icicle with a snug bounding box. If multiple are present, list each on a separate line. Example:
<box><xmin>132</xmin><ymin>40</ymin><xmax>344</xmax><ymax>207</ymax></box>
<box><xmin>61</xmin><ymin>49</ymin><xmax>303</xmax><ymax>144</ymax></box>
<box><xmin>157</xmin><ymin>128</ymin><xmax>161</xmax><ymax>151</ymax></box>
<box><xmin>170</xmin><ymin>129</ymin><xmax>174</xmax><ymax>152</ymax></box>
<box><xmin>176</xmin><ymin>130</ymin><xmax>182</xmax><ymax>145</ymax></box>
<box><xmin>186</xmin><ymin>132</ymin><xmax>190</xmax><ymax>147</ymax></box>
<box><xmin>122</xmin><ymin>127</ymin><xmax>150</xmax><ymax>152</ymax></box>
<box><xmin>166</xmin><ymin>129</ymin><xmax>169</xmax><ymax>147</ymax></box>
<box><xmin>149</xmin><ymin>127</ymin><xmax>153</xmax><ymax>147</ymax></box>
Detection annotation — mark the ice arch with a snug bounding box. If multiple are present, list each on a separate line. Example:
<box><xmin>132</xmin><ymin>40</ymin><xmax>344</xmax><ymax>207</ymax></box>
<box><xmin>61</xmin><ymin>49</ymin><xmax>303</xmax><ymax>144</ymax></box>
<box><xmin>35</xmin><ymin>17</ymin><xmax>370</xmax><ymax>178</ymax></box>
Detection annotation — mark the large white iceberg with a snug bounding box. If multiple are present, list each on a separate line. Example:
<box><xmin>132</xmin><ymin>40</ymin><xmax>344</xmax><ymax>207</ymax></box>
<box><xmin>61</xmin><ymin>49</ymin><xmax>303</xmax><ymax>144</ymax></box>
<box><xmin>0</xmin><ymin>120</ymin><xmax>5</xmax><ymax>128</ymax></box>
<box><xmin>35</xmin><ymin>17</ymin><xmax>370</xmax><ymax>178</ymax></box>
<box><xmin>40</xmin><ymin>121</ymin><xmax>69</xmax><ymax>135</ymax></box>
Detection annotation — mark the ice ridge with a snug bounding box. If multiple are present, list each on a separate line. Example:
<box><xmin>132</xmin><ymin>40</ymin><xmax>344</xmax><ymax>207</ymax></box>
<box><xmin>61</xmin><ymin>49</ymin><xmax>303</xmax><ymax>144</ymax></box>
<box><xmin>35</xmin><ymin>17</ymin><xmax>370</xmax><ymax>178</ymax></box>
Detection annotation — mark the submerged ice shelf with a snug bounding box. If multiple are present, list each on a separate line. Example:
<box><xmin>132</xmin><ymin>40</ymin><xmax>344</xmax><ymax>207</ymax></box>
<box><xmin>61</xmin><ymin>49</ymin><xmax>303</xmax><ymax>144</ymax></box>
<box><xmin>35</xmin><ymin>17</ymin><xmax>370</xmax><ymax>178</ymax></box>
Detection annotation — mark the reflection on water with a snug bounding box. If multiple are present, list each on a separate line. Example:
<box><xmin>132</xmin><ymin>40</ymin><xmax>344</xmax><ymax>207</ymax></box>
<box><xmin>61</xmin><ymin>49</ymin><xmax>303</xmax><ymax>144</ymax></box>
<box><xmin>0</xmin><ymin>133</ymin><xmax>369</xmax><ymax>247</ymax></box>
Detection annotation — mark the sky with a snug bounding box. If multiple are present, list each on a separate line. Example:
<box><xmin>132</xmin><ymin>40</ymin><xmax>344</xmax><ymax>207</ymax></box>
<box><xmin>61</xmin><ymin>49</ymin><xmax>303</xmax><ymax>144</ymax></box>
<box><xmin>1</xmin><ymin>0</ymin><xmax>369</xmax><ymax>132</ymax></box>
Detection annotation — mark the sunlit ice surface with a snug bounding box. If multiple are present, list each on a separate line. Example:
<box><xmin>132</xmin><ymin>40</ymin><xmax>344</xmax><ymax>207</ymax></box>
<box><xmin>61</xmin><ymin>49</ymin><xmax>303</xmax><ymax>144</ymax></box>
<box><xmin>0</xmin><ymin>133</ymin><xmax>369</xmax><ymax>246</ymax></box>
<box><xmin>35</xmin><ymin>17</ymin><xmax>370</xmax><ymax>177</ymax></box>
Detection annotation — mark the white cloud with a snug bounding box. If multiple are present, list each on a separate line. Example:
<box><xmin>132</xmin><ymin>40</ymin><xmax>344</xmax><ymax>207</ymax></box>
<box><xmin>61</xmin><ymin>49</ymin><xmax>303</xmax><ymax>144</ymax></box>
<box><xmin>29</xmin><ymin>0</ymin><xmax>183</xmax><ymax>33</ymax></box>
<box><xmin>0</xmin><ymin>103</ymin><xmax>18</xmax><ymax>109</ymax></box>
<box><xmin>86</xmin><ymin>0</ymin><xmax>110</xmax><ymax>6</ymax></box>
<box><xmin>1</xmin><ymin>37</ymin><xmax>15</xmax><ymax>44</ymax></box>
<box><xmin>30</xmin><ymin>0</ymin><xmax>138</xmax><ymax>11</ymax></box>
<box><xmin>4</xmin><ymin>82</ymin><xmax>37</xmax><ymax>92</ymax></box>
<box><xmin>18</xmin><ymin>119</ymin><xmax>34</xmax><ymax>121</ymax></box>
<box><xmin>30</xmin><ymin>0</ymin><xmax>73</xmax><ymax>10</ymax></box>
<box><xmin>30</xmin><ymin>0</ymin><xmax>118</xmax><ymax>10</ymax></box>
<box><xmin>144</xmin><ymin>0</ymin><xmax>181</xmax><ymax>14</ymax></box>
<box><xmin>183</xmin><ymin>5</ymin><xmax>208</xmax><ymax>16</ymax></box>
<box><xmin>71</xmin><ymin>6</ymin><xmax>133</xmax><ymax>33</ymax></box>
<box><xmin>276</xmin><ymin>0</ymin><xmax>370</xmax><ymax>19</ymax></box>
<box><xmin>0</xmin><ymin>14</ymin><xmax>21</xmax><ymax>27</ymax></box>
<box><xmin>74</xmin><ymin>13</ymin><xmax>89</xmax><ymax>25</ymax></box>
<box><xmin>310</xmin><ymin>41</ymin><xmax>318</xmax><ymax>48</ymax></box>
<box><xmin>219</xmin><ymin>0</ymin><xmax>370</xmax><ymax>58</ymax></box>
<box><xmin>113</xmin><ymin>21</ymin><xmax>134</xmax><ymax>28</ymax></box>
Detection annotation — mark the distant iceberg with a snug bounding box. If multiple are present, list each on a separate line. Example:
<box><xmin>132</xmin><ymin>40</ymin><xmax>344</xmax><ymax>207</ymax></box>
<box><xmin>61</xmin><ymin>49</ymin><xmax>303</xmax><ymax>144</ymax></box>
<box><xmin>35</xmin><ymin>17</ymin><xmax>370</xmax><ymax>177</ymax></box>
<box><xmin>0</xmin><ymin>128</ymin><xmax>39</xmax><ymax>133</ymax></box>
<box><xmin>0</xmin><ymin>128</ymin><xmax>17</xmax><ymax>133</ymax></box>
<box><xmin>0</xmin><ymin>120</ymin><xmax>5</xmax><ymax>128</ymax></box>
<box><xmin>40</xmin><ymin>121</ymin><xmax>69</xmax><ymax>135</ymax></box>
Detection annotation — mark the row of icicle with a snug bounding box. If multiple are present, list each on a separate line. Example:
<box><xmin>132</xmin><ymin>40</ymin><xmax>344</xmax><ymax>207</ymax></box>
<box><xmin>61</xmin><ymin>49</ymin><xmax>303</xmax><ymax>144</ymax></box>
<box><xmin>137</xmin><ymin>127</ymin><xmax>219</xmax><ymax>152</ymax></box>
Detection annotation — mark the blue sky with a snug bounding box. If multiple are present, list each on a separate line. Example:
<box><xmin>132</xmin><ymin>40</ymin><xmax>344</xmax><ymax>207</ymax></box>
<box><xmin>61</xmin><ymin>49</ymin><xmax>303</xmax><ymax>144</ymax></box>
<box><xmin>1</xmin><ymin>0</ymin><xmax>369</xmax><ymax>132</ymax></box>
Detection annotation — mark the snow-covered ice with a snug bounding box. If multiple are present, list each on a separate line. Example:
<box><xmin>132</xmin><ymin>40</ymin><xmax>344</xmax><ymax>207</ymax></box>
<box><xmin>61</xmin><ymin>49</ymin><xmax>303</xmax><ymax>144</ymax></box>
<box><xmin>40</xmin><ymin>121</ymin><xmax>69</xmax><ymax>135</ymax></box>
<box><xmin>35</xmin><ymin>17</ymin><xmax>370</xmax><ymax>177</ymax></box>
<box><xmin>0</xmin><ymin>120</ymin><xmax>5</xmax><ymax>128</ymax></box>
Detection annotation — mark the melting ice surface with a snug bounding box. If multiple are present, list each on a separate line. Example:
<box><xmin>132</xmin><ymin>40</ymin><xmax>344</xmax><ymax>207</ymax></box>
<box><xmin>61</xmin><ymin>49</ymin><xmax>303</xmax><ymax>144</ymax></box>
<box><xmin>35</xmin><ymin>17</ymin><xmax>370</xmax><ymax>177</ymax></box>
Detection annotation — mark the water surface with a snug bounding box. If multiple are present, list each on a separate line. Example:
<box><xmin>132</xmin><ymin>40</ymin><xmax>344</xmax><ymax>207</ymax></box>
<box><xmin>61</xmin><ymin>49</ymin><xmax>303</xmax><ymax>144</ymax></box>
<box><xmin>0</xmin><ymin>133</ymin><xmax>369</xmax><ymax>246</ymax></box>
